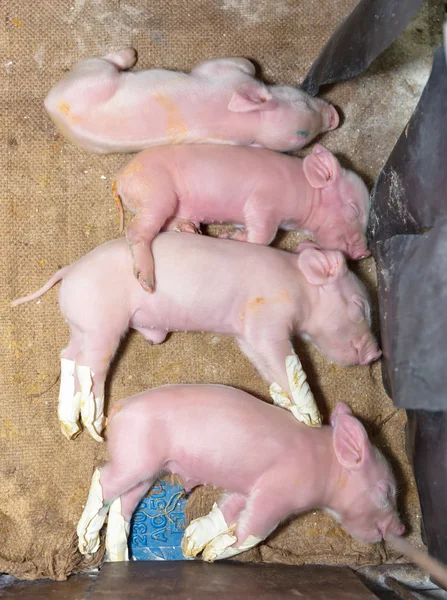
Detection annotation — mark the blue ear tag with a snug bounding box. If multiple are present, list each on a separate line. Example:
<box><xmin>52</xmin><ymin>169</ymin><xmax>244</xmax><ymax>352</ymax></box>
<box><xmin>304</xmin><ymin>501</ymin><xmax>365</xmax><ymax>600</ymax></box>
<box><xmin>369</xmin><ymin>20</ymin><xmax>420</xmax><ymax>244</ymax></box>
<box><xmin>129</xmin><ymin>479</ymin><xmax>190</xmax><ymax>560</ymax></box>
<box><xmin>296</xmin><ymin>130</ymin><xmax>309</xmax><ymax>137</ymax></box>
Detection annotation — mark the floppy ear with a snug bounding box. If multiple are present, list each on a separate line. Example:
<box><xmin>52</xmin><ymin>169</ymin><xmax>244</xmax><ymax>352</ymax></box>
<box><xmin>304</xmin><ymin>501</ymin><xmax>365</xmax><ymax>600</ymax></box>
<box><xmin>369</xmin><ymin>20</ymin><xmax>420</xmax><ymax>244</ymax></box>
<box><xmin>298</xmin><ymin>247</ymin><xmax>346</xmax><ymax>285</ymax></box>
<box><xmin>333</xmin><ymin>414</ymin><xmax>370</xmax><ymax>470</ymax></box>
<box><xmin>330</xmin><ymin>402</ymin><xmax>353</xmax><ymax>427</ymax></box>
<box><xmin>228</xmin><ymin>82</ymin><xmax>278</xmax><ymax>113</ymax></box>
<box><xmin>303</xmin><ymin>145</ymin><xmax>341</xmax><ymax>188</ymax></box>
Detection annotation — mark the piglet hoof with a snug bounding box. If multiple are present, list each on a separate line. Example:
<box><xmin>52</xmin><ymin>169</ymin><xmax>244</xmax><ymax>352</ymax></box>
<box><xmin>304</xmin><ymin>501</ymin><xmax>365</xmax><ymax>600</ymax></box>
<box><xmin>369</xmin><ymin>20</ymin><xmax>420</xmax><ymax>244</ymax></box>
<box><xmin>60</xmin><ymin>419</ymin><xmax>81</xmax><ymax>441</ymax></box>
<box><xmin>169</xmin><ymin>219</ymin><xmax>201</xmax><ymax>235</ymax></box>
<box><xmin>76</xmin><ymin>365</ymin><xmax>105</xmax><ymax>443</ymax></box>
<box><xmin>181</xmin><ymin>503</ymin><xmax>229</xmax><ymax>558</ymax></box>
<box><xmin>77</xmin><ymin>469</ymin><xmax>107</xmax><ymax>555</ymax></box>
<box><xmin>129</xmin><ymin>242</ymin><xmax>155</xmax><ymax>293</ymax></box>
<box><xmin>58</xmin><ymin>359</ymin><xmax>82</xmax><ymax>440</ymax></box>
<box><xmin>218</xmin><ymin>229</ymin><xmax>248</xmax><ymax>242</ymax></box>
<box><xmin>104</xmin><ymin>48</ymin><xmax>138</xmax><ymax>71</ymax></box>
<box><xmin>131</xmin><ymin>257</ymin><xmax>154</xmax><ymax>292</ymax></box>
<box><xmin>208</xmin><ymin>534</ymin><xmax>263</xmax><ymax>561</ymax></box>
<box><xmin>137</xmin><ymin>272</ymin><xmax>155</xmax><ymax>294</ymax></box>
<box><xmin>105</xmin><ymin>498</ymin><xmax>130</xmax><ymax>561</ymax></box>
<box><xmin>269</xmin><ymin>354</ymin><xmax>322</xmax><ymax>428</ymax></box>
<box><xmin>202</xmin><ymin>532</ymin><xmax>237</xmax><ymax>562</ymax></box>
<box><xmin>181</xmin><ymin>518</ymin><xmax>216</xmax><ymax>558</ymax></box>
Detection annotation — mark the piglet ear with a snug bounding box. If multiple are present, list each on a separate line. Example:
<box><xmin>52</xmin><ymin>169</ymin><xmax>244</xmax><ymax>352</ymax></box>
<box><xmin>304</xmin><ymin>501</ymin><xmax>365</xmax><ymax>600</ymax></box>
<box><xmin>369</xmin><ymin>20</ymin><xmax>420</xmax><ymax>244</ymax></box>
<box><xmin>330</xmin><ymin>402</ymin><xmax>353</xmax><ymax>427</ymax></box>
<box><xmin>333</xmin><ymin>414</ymin><xmax>370</xmax><ymax>470</ymax></box>
<box><xmin>303</xmin><ymin>146</ymin><xmax>341</xmax><ymax>188</ymax></box>
<box><xmin>298</xmin><ymin>247</ymin><xmax>346</xmax><ymax>286</ymax></box>
<box><xmin>228</xmin><ymin>82</ymin><xmax>278</xmax><ymax>113</ymax></box>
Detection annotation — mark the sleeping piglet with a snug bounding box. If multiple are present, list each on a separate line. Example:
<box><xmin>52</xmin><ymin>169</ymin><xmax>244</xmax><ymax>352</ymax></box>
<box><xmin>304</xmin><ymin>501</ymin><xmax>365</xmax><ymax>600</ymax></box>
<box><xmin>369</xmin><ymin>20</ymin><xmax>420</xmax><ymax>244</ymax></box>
<box><xmin>114</xmin><ymin>143</ymin><xmax>370</xmax><ymax>292</ymax></box>
<box><xmin>11</xmin><ymin>233</ymin><xmax>381</xmax><ymax>442</ymax></box>
<box><xmin>44</xmin><ymin>49</ymin><xmax>339</xmax><ymax>154</ymax></box>
<box><xmin>76</xmin><ymin>386</ymin><xmax>404</xmax><ymax>562</ymax></box>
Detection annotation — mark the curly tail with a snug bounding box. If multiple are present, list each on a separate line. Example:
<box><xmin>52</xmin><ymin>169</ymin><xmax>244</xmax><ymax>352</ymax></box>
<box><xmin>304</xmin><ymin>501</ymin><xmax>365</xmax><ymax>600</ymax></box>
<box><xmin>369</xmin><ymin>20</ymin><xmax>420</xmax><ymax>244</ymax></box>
<box><xmin>10</xmin><ymin>266</ymin><xmax>69</xmax><ymax>307</ymax></box>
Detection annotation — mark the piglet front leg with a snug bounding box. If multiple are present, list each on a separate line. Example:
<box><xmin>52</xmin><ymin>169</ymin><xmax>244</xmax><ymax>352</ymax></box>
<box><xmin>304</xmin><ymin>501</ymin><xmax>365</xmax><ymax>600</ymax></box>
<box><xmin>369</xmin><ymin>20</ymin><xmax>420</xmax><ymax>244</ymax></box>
<box><xmin>270</xmin><ymin>354</ymin><xmax>321</xmax><ymax>427</ymax></box>
<box><xmin>218</xmin><ymin>197</ymin><xmax>279</xmax><ymax>245</ymax></box>
<box><xmin>117</xmin><ymin>170</ymin><xmax>179</xmax><ymax>292</ymax></box>
<box><xmin>182</xmin><ymin>493</ymin><xmax>246</xmax><ymax>558</ymax></box>
<box><xmin>126</xmin><ymin>209</ymin><xmax>172</xmax><ymax>293</ymax></box>
<box><xmin>201</xmin><ymin>481</ymin><xmax>291</xmax><ymax>561</ymax></box>
<box><xmin>238</xmin><ymin>334</ymin><xmax>321</xmax><ymax>427</ymax></box>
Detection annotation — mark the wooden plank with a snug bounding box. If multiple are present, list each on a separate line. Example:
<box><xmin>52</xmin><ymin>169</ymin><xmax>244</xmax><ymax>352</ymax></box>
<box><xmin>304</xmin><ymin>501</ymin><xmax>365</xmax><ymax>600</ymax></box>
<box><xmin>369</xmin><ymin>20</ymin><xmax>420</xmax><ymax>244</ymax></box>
<box><xmin>0</xmin><ymin>572</ymin><xmax>96</xmax><ymax>599</ymax></box>
<box><xmin>0</xmin><ymin>563</ymin><xmax>381</xmax><ymax>599</ymax></box>
<box><xmin>91</xmin><ymin>562</ymin><xmax>379</xmax><ymax>600</ymax></box>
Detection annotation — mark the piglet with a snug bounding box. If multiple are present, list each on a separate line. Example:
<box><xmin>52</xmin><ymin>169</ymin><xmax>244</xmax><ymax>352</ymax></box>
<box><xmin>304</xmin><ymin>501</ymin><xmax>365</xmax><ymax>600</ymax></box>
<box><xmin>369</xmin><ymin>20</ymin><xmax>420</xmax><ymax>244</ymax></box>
<box><xmin>11</xmin><ymin>233</ymin><xmax>381</xmax><ymax>442</ymax></box>
<box><xmin>44</xmin><ymin>50</ymin><xmax>339</xmax><ymax>154</ymax></box>
<box><xmin>76</xmin><ymin>386</ymin><xmax>404</xmax><ymax>562</ymax></box>
<box><xmin>115</xmin><ymin>143</ymin><xmax>370</xmax><ymax>292</ymax></box>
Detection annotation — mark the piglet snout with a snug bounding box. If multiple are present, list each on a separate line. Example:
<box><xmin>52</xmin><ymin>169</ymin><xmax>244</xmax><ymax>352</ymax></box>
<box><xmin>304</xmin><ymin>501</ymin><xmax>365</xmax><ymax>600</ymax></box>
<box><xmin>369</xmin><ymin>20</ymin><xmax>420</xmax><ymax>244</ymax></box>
<box><xmin>348</xmin><ymin>246</ymin><xmax>371</xmax><ymax>261</ymax></box>
<box><xmin>381</xmin><ymin>520</ymin><xmax>405</xmax><ymax>539</ymax></box>
<box><xmin>346</xmin><ymin>235</ymin><xmax>370</xmax><ymax>261</ymax></box>
<box><xmin>353</xmin><ymin>334</ymin><xmax>382</xmax><ymax>365</ymax></box>
<box><xmin>359</xmin><ymin>348</ymin><xmax>382</xmax><ymax>366</ymax></box>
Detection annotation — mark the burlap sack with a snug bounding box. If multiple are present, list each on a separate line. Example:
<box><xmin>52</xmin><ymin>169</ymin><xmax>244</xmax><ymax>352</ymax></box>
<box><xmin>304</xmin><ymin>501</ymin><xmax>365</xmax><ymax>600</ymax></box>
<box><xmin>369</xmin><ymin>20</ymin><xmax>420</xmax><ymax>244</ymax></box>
<box><xmin>0</xmin><ymin>0</ymin><xmax>441</xmax><ymax>580</ymax></box>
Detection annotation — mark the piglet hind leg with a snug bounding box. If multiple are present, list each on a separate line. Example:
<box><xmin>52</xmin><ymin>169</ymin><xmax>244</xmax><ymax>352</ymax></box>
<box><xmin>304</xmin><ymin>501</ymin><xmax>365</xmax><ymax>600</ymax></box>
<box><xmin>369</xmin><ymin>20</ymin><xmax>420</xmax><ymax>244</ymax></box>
<box><xmin>47</xmin><ymin>50</ymin><xmax>137</xmax><ymax>117</ymax></box>
<box><xmin>71</xmin><ymin>48</ymin><xmax>137</xmax><ymax>76</ymax></box>
<box><xmin>102</xmin><ymin>48</ymin><xmax>137</xmax><ymax>71</ymax></box>
<box><xmin>58</xmin><ymin>325</ymin><xmax>84</xmax><ymax>440</ymax></box>
<box><xmin>78</xmin><ymin>467</ymin><xmax>154</xmax><ymax>557</ymax></box>
<box><xmin>77</xmin><ymin>469</ymin><xmax>108</xmax><ymax>555</ymax></box>
<box><xmin>106</xmin><ymin>480</ymin><xmax>152</xmax><ymax>562</ymax></box>
<box><xmin>74</xmin><ymin>333</ymin><xmax>122</xmax><ymax>442</ymax></box>
<box><xmin>190</xmin><ymin>57</ymin><xmax>256</xmax><ymax>78</ymax></box>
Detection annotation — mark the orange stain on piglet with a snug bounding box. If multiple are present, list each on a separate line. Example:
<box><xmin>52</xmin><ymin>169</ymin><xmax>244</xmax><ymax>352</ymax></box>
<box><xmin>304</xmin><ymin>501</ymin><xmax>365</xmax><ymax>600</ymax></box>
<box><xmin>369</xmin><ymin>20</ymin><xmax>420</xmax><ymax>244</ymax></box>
<box><xmin>121</xmin><ymin>162</ymin><xmax>143</xmax><ymax>177</ymax></box>
<box><xmin>154</xmin><ymin>93</ymin><xmax>189</xmax><ymax>143</ymax></box>
<box><xmin>248</xmin><ymin>297</ymin><xmax>266</xmax><ymax>309</ymax></box>
<box><xmin>57</xmin><ymin>100</ymin><xmax>80</xmax><ymax>125</ymax></box>
<box><xmin>240</xmin><ymin>290</ymin><xmax>291</xmax><ymax>322</ymax></box>
<box><xmin>108</xmin><ymin>403</ymin><xmax>124</xmax><ymax>422</ymax></box>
